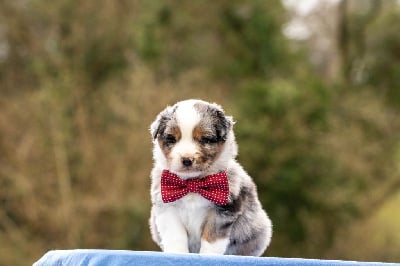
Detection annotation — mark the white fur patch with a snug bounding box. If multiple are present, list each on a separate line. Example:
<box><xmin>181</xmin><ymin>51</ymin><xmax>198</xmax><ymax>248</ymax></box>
<box><xmin>169</xmin><ymin>100</ymin><xmax>202</xmax><ymax>178</ymax></box>
<box><xmin>178</xmin><ymin>194</ymin><xmax>211</xmax><ymax>250</ymax></box>
<box><xmin>200</xmin><ymin>238</ymin><xmax>229</xmax><ymax>254</ymax></box>
<box><xmin>175</xmin><ymin>100</ymin><xmax>201</xmax><ymax>140</ymax></box>
<box><xmin>155</xmin><ymin>207</ymin><xmax>189</xmax><ymax>253</ymax></box>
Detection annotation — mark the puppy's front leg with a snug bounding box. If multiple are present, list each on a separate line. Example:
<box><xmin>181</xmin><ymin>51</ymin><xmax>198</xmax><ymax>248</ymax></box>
<box><xmin>155</xmin><ymin>207</ymin><xmax>189</xmax><ymax>253</ymax></box>
<box><xmin>200</xmin><ymin>212</ymin><xmax>231</xmax><ymax>254</ymax></box>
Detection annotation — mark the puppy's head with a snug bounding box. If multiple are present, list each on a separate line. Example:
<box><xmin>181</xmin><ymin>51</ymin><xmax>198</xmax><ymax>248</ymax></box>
<box><xmin>150</xmin><ymin>99</ymin><xmax>235</xmax><ymax>179</ymax></box>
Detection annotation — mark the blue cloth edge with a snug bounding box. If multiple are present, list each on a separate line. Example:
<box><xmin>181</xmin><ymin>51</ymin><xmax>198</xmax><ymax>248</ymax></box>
<box><xmin>33</xmin><ymin>249</ymin><xmax>400</xmax><ymax>266</ymax></box>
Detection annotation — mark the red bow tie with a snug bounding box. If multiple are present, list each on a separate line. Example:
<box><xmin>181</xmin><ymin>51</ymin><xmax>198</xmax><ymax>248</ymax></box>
<box><xmin>161</xmin><ymin>170</ymin><xmax>229</xmax><ymax>205</ymax></box>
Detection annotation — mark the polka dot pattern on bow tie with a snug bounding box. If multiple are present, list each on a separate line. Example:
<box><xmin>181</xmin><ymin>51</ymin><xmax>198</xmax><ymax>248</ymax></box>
<box><xmin>160</xmin><ymin>170</ymin><xmax>229</xmax><ymax>205</ymax></box>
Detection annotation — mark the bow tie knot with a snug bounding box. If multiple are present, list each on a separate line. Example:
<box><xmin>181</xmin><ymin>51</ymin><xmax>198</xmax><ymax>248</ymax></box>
<box><xmin>160</xmin><ymin>170</ymin><xmax>229</xmax><ymax>205</ymax></box>
<box><xmin>186</xmin><ymin>181</ymin><xmax>199</xmax><ymax>193</ymax></box>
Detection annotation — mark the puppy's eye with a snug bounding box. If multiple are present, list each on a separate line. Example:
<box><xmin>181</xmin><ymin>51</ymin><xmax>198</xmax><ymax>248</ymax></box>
<box><xmin>165</xmin><ymin>134</ymin><xmax>177</xmax><ymax>144</ymax></box>
<box><xmin>200</xmin><ymin>136</ymin><xmax>218</xmax><ymax>145</ymax></box>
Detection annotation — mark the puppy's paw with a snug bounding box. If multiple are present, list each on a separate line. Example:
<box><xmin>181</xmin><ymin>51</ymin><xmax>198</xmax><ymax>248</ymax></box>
<box><xmin>199</xmin><ymin>238</ymin><xmax>229</xmax><ymax>255</ymax></box>
<box><xmin>163</xmin><ymin>243</ymin><xmax>189</xmax><ymax>253</ymax></box>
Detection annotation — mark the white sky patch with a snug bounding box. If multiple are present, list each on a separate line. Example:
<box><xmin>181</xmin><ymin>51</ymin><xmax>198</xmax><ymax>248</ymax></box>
<box><xmin>283</xmin><ymin>18</ymin><xmax>312</xmax><ymax>40</ymax></box>
<box><xmin>282</xmin><ymin>0</ymin><xmax>320</xmax><ymax>16</ymax></box>
<box><xmin>282</xmin><ymin>0</ymin><xmax>340</xmax><ymax>40</ymax></box>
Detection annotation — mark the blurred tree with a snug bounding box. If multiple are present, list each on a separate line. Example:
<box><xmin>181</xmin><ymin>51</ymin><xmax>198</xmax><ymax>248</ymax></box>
<box><xmin>232</xmin><ymin>78</ymin><xmax>356</xmax><ymax>256</ymax></box>
<box><xmin>227</xmin><ymin>0</ymin><xmax>400</xmax><ymax>257</ymax></box>
<box><xmin>337</xmin><ymin>0</ymin><xmax>382</xmax><ymax>84</ymax></box>
<box><xmin>363</xmin><ymin>8</ymin><xmax>400</xmax><ymax>107</ymax></box>
<box><xmin>1</xmin><ymin>0</ymin><xmax>400</xmax><ymax>264</ymax></box>
<box><xmin>215</xmin><ymin>0</ymin><xmax>288</xmax><ymax>78</ymax></box>
<box><xmin>0</xmin><ymin>1</ymin><xmax>156</xmax><ymax>264</ymax></box>
<box><xmin>336</xmin><ymin>0</ymin><xmax>400</xmax><ymax>107</ymax></box>
<box><xmin>136</xmin><ymin>0</ymin><xmax>288</xmax><ymax>80</ymax></box>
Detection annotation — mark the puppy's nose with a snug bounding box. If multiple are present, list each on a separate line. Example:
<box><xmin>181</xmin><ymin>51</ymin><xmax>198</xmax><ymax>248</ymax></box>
<box><xmin>182</xmin><ymin>157</ymin><xmax>193</xmax><ymax>167</ymax></box>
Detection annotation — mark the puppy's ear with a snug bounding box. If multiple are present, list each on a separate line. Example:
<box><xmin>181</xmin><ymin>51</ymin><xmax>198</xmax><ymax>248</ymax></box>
<box><xmin>215</xmin><ymin>111</ymin><xmax>234</xmax><ymax>141</ymax></box>
<box><xmin>150</xmin><ymin>105</ymin><xmax>174</xmax><ymax>140</ymax></box>
<box><xmin>210</xmin><ymin>103</ymin><xmax>235</xmax><ymax>142</ymax></box>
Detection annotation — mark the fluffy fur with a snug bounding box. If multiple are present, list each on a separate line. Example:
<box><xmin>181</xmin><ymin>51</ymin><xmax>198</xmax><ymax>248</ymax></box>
<box><xmin>149</xmin><ymin>99</ymin><xmax>272</xmax><ymax>256</ymax></box>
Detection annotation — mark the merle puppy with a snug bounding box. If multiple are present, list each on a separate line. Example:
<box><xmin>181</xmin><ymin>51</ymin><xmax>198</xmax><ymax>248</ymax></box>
<box><xmin>149</xmin><ymin>99</ymin><xmax>272</xmax><ymax>256</ymax></box>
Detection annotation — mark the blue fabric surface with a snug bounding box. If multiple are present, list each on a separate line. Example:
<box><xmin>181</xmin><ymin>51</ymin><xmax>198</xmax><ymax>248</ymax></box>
<box><xmin>33</xmin><ymin>250</ymin><xmax>399</xmax><ymax>266</ymax></box>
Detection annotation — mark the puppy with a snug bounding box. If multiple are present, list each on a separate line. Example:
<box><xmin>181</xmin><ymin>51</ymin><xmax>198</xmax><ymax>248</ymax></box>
<box><xmin>149</xmin><ymin>99</ymin><xmax>272</xmax><ymax>256</ymax></box>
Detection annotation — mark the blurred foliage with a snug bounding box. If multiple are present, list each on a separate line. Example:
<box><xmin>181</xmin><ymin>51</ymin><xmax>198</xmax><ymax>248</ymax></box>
<box><xmin>0</xmin><ymin>0</ymin><xmax>400</xmax><ymax>265</ymax></box>
<box><xmin>364</xmin><ymin>9</ymin><xmax>400</xmax><ymax>106</ymax></box>
<box><xmin>338</xmin><ymin>0</ymin><xmax>400</xmax><ymax>107</ymax></box>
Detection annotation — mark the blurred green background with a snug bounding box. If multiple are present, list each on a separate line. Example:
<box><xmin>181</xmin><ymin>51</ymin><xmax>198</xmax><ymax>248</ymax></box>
<box><xmin>1</xmin><ymin>0</ymin><xmax>400</xmax><ymax>264</ymax></box>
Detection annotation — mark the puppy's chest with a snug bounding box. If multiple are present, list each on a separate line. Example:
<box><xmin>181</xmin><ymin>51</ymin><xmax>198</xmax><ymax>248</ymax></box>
<box><xmin>176</xmin><ymin>194</ymin><xmax>211</xmax><ymax>237</ymax></box>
